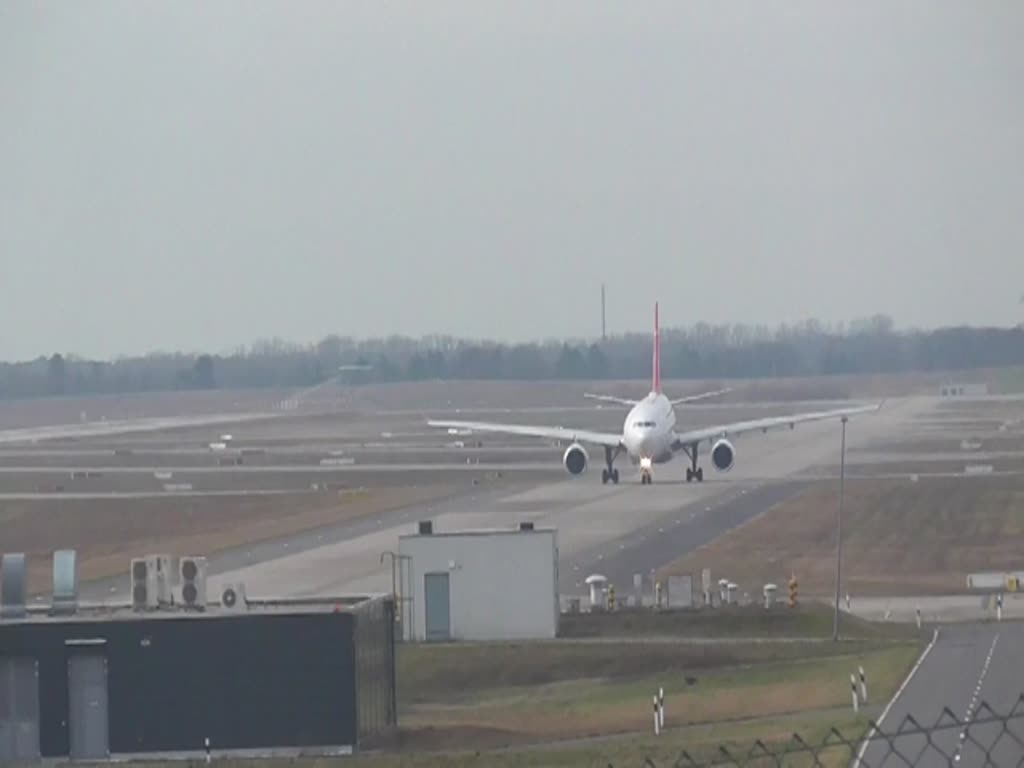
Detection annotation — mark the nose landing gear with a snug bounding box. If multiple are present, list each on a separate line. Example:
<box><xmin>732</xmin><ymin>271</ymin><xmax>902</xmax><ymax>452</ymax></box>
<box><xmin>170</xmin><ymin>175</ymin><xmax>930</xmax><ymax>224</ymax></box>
<box><xmin>639</xmin><ymin>456</ymin><xmax>654</xmax><ymax>485</ymax></box>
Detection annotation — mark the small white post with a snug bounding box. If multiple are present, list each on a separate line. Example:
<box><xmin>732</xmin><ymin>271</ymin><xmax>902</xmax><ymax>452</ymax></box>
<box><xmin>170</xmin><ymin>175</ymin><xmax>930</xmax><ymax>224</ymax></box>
<box><xmin>859</xmin><ymin>666</ymin><xmax>868</xmax><ymax>704</ymax></box>
<box><xmin>915</xmin><ymin>607</ymin><xmax>922</xmax><ymax>630</ymax></box>
<box><xmin>997</xmin><ymin>594</ymin><xmax>1003</xmax><ymax>622</ymax></box>
<box><xmin>653</xmin><ymin>695</ymin><xmax>660</xmax><ymax>735</ymax></box>
<box><xmin>204</xmin><ymin>737</ymin><xmax>211</xmax><ymax>764</ymax></box>
<box><xmin>658</xmin><ymin>687</ymin><xmax>665</xmax><ymax>729</ymax></box>
<box><xmin>845</xmin><ymin>593</ymin><xmax>851</xmax><ymax>611</ymax></box>
<box><xmin>851</xmin><ymin>674</ymin><xmax>859</xmax><ymax>713</ymax></box>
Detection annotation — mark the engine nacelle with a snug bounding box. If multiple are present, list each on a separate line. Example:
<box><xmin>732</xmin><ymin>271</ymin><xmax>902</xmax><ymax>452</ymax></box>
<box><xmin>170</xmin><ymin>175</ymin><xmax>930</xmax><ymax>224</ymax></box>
<box><xmin>563</xmin><ymin>442</ymin><xmax>588</xmax><ymax>475</ymax></box>
<box><xmin>710</xmin><ymin>438</ymin><xmax>735</xmax><ymax>472</ymax></box>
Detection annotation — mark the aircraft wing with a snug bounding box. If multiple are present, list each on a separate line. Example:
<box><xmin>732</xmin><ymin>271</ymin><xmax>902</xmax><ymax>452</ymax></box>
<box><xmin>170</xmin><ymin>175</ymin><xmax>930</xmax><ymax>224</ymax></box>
<box><xmin>671</xmin><ymin>402</ymin><xmax>883</xmax><ymax>449</ymax></box>
<box><xmin>427</xmin><ymin>420</ymin><xmax>624</xmax><ymax>448</ymax></box>
<box><xmin>669</xmin><ymin>387</ymin><xmax>733</xmax><ymax>406</ymax></box>
<box><xmin>583</xmin><ymin>393</ymin><xmax>638</xmax><ymax>406</ymax></box>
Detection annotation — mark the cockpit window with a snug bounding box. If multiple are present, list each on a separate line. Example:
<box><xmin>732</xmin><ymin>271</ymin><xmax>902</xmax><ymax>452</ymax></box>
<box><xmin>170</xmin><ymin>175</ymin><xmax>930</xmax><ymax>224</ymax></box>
<box><xmin>633</xmin><ymin>420</ymin><xmax>656</xmax><ymax>428</ymax></box>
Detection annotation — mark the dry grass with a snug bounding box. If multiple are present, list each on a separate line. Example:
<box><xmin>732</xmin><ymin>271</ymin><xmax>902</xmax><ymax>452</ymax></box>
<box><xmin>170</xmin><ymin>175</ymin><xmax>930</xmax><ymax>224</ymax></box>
<box><xmin>395</xmin><ymin>643</ymin><xmax>918</xmax><ymax>749</ymax></box>
<box><xmin>658</xmin><ymin>475</ymin><xmax>1024</xmax><ymax>596</ymax></box>
<box><xmin>47</xmin><ymin>709</ymin><xmax>875</xmax><ymax>767</ymax></box>
<box><xmin>0</xmin><ymin>485</ymin><xmax>459</xmax><ymax>593</ymax></box>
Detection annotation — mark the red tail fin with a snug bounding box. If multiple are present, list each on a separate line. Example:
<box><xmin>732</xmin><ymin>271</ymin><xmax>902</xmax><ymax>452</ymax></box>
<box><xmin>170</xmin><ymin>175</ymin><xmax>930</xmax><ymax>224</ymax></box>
<box><xmin>652</xmin><ymin>302</ymin><xmax>661</xmax><ymax>394</ymax></box>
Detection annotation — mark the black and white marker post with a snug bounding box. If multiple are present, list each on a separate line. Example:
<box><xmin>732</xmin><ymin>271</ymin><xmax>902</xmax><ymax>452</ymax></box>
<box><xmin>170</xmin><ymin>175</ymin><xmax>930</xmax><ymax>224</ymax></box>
<box><xmin>997</xmin><ymin>593</ymin><xmax>1003</xmax><ymax>622</ymax></box>
<box><xmin>658</xmin><ymin>687</ymin><xmax>665</xmax><ymax>730</ymax></box>
<box><xmin>653</xmin><ymin>695</ymin><xmax>660</xmax><ymax>735</ymax></box>
<box><xmin>859</xmin><ymin>666</ymin><xmax>868</xmax><ymax>705</ymax></box>
<box><xmin>850</xmin><ymin>674</ymin><xmax>859</xmax><ymax>713</ymax></box>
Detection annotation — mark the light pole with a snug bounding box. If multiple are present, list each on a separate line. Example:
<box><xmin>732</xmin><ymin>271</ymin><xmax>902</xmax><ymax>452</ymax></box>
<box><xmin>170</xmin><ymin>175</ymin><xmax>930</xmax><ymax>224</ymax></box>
<box><xmin>833</xmin><ymin>415</ymin><xmax>848</xmax><ymax>641</ymax></box>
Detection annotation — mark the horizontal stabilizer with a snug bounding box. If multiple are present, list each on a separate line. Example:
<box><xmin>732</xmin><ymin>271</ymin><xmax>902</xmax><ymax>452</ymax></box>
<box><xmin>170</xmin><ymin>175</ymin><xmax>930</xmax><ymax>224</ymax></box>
<box><xmin>669</xmin><ymin>387</ymin><xmax>732</xmax><ymax>406</ymax></box>
<box><xmin>583</xmin><ymin>393</ymin><xmax>638</xmax><ymax>407</ymax></box>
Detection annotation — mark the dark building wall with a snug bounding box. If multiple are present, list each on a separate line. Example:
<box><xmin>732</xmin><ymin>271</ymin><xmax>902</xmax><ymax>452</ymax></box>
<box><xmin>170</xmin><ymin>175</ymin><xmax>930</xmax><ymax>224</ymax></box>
<box><xmin>352</xmin><ymin>597</ymin><xmax>397</xmax><ymax>745</ymax></box>
<box><xmin>0</xmin><ymin>611</ymin><xmax>358</xmax><ymax>758</ymax></box>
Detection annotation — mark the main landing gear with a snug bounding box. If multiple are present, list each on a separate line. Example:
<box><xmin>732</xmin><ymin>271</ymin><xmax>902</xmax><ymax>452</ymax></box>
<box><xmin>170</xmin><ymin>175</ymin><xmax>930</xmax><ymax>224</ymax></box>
<box><xmin>601</xmin><ymin>445</ymin><xmax>621</xmax><ymax>485</ymax></box>
<box><xmin>683</xmin><ymin>443</ymin><xmax>704</xmax><ymax>483</ymax></box>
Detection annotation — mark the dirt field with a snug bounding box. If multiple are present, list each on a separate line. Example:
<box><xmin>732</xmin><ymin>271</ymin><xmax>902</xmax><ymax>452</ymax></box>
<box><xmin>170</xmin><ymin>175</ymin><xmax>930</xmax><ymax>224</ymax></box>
<box><xmin>2</xmin><ymin>484</ymin><xmax>467</xmax><ymax>594</ymax></box>
<box><xmin>658</xmin><ymin>475</ymin><xmax>1024</xmax><ymax>597</ymax></box>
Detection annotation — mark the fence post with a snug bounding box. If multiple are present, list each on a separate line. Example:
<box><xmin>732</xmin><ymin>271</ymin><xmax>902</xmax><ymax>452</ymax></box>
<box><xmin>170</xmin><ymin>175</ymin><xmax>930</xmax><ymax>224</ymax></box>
<box><xmin>859</xmin><ymin>666</ymin><xmax>868</xmax><ymax>704</ymax></box>
<box><xmin>653</xmin><ymin>695</ymin><xmax>660</xmax><ymax>735</ymax></box>
<box><xmin>658</xmin><ymin>687</ymin><xmax>665</xmax><ymax>729</ymax></box>
<box><xmin>851</xmin><ymin>674</ymin><xmax>859</xmax><ymax>713</ymax></box>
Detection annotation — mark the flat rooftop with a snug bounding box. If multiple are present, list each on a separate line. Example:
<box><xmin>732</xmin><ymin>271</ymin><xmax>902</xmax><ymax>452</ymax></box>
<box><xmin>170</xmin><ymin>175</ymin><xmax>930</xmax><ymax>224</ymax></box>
<box><xmin>0</xmin><ymin>593</ymin><xmax>389</xmax><ymax>624</ymax></box>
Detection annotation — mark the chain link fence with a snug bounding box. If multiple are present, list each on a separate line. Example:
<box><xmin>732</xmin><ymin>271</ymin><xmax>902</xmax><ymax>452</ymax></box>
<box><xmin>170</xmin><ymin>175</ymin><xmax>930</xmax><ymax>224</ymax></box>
<box><xmin>639</xmin><ymin>694</ymin><xmax>1024</xmax><ymax>767</ymax></box>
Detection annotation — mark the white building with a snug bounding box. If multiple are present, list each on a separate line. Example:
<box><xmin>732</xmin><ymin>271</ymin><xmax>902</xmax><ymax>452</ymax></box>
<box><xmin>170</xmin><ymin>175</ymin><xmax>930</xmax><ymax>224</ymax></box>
<box><xmin>397</xmin><ymin>521</ymin><xmax>559</xmax><ymax>642</ymax></box>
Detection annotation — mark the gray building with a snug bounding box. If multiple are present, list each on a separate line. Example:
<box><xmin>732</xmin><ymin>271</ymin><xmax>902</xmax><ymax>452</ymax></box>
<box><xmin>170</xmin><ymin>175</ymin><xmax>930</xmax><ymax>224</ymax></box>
<box><xmin>0</xmin><ymin>551</ymin><xmax>396</xmax><ymax>762</ymax></box>
<box><xmin>398</xmin><ymin>522</ymin><xmax>559</xmax><ymax>642</ymax></box>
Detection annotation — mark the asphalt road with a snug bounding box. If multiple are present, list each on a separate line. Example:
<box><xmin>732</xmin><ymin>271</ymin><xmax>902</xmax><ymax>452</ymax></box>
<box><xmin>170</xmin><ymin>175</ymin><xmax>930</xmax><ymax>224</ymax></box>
<box><xmin>858</xmin><ymin>622</ymin><xmax>1024</xmax><ymax>768</ymax></box>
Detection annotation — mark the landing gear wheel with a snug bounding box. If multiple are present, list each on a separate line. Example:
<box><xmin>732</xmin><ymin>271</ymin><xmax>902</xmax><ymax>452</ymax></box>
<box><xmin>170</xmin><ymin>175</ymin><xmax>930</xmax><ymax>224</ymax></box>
<box><xmin>641</xmin><ymin>472</ymin><xmax>652</xmax><ymax>485</ymax></box>
<box><xmin>602</xmin><ymin>446</ymin><xmax>621</xmax><ymax>486</ymax></box>
<box><xmin>686</xmin><ymin>468</ymin><xmax>693</xmax><ymax>483</ymax></box>
<box><xmin>696</xmin><ymin>467</ymin><xmax>704</xmax><ymax>482</ymax></box>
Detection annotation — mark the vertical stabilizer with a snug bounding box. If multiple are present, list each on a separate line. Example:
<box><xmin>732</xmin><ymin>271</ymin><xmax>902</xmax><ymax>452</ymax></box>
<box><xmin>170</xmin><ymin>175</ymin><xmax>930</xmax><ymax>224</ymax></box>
<box><xmin>652</xmin><ymin>302</ymin><xmax>661</xmax><ymax>394</ymax></box>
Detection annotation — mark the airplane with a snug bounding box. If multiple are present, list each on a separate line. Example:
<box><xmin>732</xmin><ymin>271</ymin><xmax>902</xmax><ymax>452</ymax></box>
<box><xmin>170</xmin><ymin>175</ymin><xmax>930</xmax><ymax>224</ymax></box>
<box><xmin>427</xmin><ymin>303</ymin><xmax>882</xmax><ymax>485</ymax></box>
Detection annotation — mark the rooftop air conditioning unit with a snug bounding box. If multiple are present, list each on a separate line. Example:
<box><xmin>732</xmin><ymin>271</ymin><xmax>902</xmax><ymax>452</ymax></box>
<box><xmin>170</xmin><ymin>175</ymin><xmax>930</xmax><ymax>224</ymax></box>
<box><xmin>131</xmin><ymin>557</ymin><xmax>159</xmax><ymax>610</ymax></box>
<box><xmin>150</xmin><ymin>554</ymin><xmax>174</xmax><ymax>606</ymax></box>
<box><xmin>51</xmin><ymin>549</ymin><xmax>79</xmax><ymax>615</ymax></box>
<box><xmin>1</xmin><ymin>553</ymin><xmax>27</xmax><ymax>619</ymax></box>
<box><xmin>220</xmin><ymin>583</ymin><xmax>247</xmax><ymax>613</ymax></box>
<box><xmin>179</xmin><ymin>556</ymin><xmax>208</xmax><ymax>610</ymax></box>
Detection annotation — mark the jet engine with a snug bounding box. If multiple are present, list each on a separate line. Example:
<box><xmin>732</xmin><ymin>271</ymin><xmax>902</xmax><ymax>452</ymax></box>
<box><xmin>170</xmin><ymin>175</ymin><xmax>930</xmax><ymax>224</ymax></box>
<box><xmin>710</xmin><ymin>438</ymin><xmax>735</xmax><ymax>472</ymax></box>
<box><xmin>563</xmin><ymin>442</ymin><xmax>588</xmax><ymax>475</ymax></box>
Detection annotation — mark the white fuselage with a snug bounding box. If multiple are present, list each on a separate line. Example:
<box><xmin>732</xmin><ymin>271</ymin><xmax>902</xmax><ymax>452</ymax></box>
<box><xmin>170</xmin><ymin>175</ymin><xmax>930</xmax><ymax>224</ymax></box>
<box><xmin>622</xmin><ymin>392</ymin><xmax>677</xmax><ymax>465</ymax></box>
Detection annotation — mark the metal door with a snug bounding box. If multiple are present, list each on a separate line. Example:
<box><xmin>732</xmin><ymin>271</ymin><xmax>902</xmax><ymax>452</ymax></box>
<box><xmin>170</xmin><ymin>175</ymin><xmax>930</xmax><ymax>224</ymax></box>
<box><xmin>68</xmin><ymin>655</ymin><xmax>109</xmax><ymax>760</ymax></box>
<box><xmin>424</xmin><ymin>572</ymin><xmax>451</xmax><ymax>641</ymax></box>
<box><xmin>0</xmin><ymin>657</ymin><xmax>41</xmax><ymax>761</ymax></box>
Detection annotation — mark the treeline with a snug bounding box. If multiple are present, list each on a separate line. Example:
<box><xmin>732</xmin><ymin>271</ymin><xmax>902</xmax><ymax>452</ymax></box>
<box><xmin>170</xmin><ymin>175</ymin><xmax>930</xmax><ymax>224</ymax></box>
<box><xmin>3</xmin><ymin>315</ymin><xmax>1023</xmax><ymax>399</ymax></box>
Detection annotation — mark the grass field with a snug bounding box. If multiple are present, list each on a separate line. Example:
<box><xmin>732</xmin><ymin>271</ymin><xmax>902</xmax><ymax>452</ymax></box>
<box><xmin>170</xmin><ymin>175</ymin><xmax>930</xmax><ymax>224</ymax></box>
<box><xmin>658</xmin><ymin>475</ymin><xmax>1024</xmax><ymax>597</ymax></box>
<box><xmin>389</xmin><ymin>638</ymin><xmax>919</xmax><ymax>755</ymax></box>
<box><xmin>46</xmin><ymin>710</ymin><xmax>876</xmax><ymax>767</ymax></box>
<box><xmin>364</xmin><ymin>711</ymin><xmax>873</xmax><ymax>768</ymax></box>
<box><xmin>1</xmin><ymin>484</ymin><xmax>461</xmax><ymax>594</ymax></box>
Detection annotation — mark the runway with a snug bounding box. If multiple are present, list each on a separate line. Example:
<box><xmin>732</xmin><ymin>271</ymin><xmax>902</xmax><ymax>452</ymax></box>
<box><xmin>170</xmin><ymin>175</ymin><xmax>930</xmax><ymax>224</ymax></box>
<box><xmin>858</xmin><ymin>623</ymin><xmax>1024</xmax><ymax>767</ymax></box>
<box><xmin>849</xmin><ymin>595</ymin><xmax>1024</xmax><ymax>624</ymax></box>
<box><xmin>0</xmin><ymin>412</ymin><xmax>277</xmax><ymax>445</ymax></box>
<box><xmin>78</xmin><ymin>395</ymin><xmax>933</xmax><ymax>604</ymax></box>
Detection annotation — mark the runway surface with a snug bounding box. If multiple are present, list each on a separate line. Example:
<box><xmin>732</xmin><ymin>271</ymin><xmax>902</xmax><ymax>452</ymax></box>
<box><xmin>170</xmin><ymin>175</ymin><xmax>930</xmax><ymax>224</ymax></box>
<box><xmin>79</xmin><ymin>395</ymin><xmax>934</xmax><ymax>603</ymax></box>
<box><xmin>0</xmin><ymin>412</ymin><xmax>276</xmax><ymax>444</ymax></box>
<box><xmin>858</xmin><ymin>623</ymin><xmax>1024</xmax><ymax>767</ymax></box>
<box><xmin>849</xmin><ymin>595</ymin><xmax>1024</xmax><ymax>624</ymax></box>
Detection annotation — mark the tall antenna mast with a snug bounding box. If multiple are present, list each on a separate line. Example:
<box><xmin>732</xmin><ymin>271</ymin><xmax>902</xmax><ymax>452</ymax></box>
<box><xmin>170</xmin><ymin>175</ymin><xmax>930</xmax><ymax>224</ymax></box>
<box><xmin>601</xmin><ymin>284</ymin><xmax>607</xmax><ymax>342</ymax></box>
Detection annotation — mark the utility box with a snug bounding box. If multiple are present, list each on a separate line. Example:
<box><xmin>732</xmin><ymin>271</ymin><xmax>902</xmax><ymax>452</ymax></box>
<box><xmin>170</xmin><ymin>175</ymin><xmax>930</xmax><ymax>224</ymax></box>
<box><xmin>398</xmin><ymin>522</ymin><xmax>558</xmax><ymax>641</ymax></box>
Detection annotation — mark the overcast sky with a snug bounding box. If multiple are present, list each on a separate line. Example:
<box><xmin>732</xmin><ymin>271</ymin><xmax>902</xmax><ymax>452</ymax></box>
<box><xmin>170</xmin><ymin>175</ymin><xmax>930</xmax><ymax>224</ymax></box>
<box><xmin>1</xmin><ymin>2</ymin><xmax>1022</xmax><ymax>361</ymax></box>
